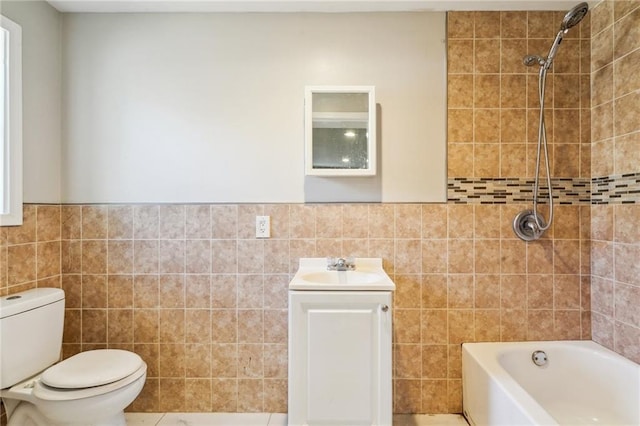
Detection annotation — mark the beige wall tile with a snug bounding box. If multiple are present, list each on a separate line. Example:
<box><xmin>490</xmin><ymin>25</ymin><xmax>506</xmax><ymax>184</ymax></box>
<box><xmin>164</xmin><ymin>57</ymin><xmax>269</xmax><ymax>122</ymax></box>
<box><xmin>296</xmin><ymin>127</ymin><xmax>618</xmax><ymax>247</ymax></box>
<box><xmin>342</xmin><ymin>204</ymin><xmax>369</xmax><ymax>239</ymax></box>
<box><xmin>211</xmin><ymin>378</ymin><xmax>238</xmax><ymax>412</ymax></box>
<box><xmin>82</xmin><ymin>309</ymin><xmax>107</xmax><ymax>343</ymax></box>
<box><xmin>134</xmin><ymin>206</ymin><xmax>159</xmax><ymax>239</ymax></box>
<box><xmin>81</xmin><ymin>240</ymin><xmax>107</xmax><ymax>274</ymax></box>
<box><xmin>448</xmin><ymin>40</ymin><xmax>474</xmax><ymax>74</ymax></box>
<box><xmin>159</xmin><ymin>309</ymin><xmax>185</xmax><ymax>344</ymax></box>
<box><xmin>527</xmin><ymin>310</ymin><xmax>554</xmax><ymax>340</ymax></box>
<box><xmin>108</xmin><ymin>206</ymin><xmax>133</xmax><ymax>240</ymax></box>
<box><xmin>108</xmin><ymin>309</ymin><xmax>133</xmax><ymax>343</ymax></box>
<box><xmin>211</xmin><ymin>275</ymin><xmax>237</xmax><ymax>309</ymax></box>
<box><xmin>394</xmin><ymin>379</ymin><xmax>421</xmax><ymax>413</ymax></box>
<box><xmin>82</xmin><ymin>206</ymin><xmax>107</xmax><ymax>239</ymax></box>
<box><xmin>614</xmin><ymin>243</ymin><xmax>640</xmax><ymax>286</ymax></box>
<box><xmin>500</xmin><ymin>309</ymin><xmax>526</xmax><ymax>341</ymax></box>
<box><xmin>238</xmin><ymin>205</ymin><xmax>263</xmax><ymax>240</ymax></box>
<box><xmin>186</xmin><ymin>205</ymin><xmax>212</xmax><ymax>239</ymax></box>
<box><xmin>186</xmin><ymin>310</ymin><xmax>211</xmax><ymax>344</ymax></box>
<box><xmin>394</xmin><ymin>309</ymin><xmax>421</xmax><ymax>343</ymax></box>
<box><xmin>614</xmin><ymin>7</ymin><xmax>640</xmax><ymax>59</ymax></box>
<box><xmin>614</xmin><ymin>133</ymin><xmax>640</xmax><ymax>174</ymax></box>
<box><xmin>211</xmin><ymin>344</ymin><xmax>238</xmax><ymax>378</ymax></box>
<box><xmin>237</xmin><ymin>379</ymin><xmax>264</xmax><ymax>412</ymax></box>
<box><xmin>447</xmin><ymin>143</ymin><xmax>474</xmax><ymax>177</ymax></box>
<box><xmin>614</xmin><ymin>321</ymin><xmax>640</xmax><ymax>363</ymax></box>
<box><xmin>447</xmin><ymin>275</ymin><xmax>474</xmax><ymax>308</ymax></box>
<box><xmin>82</xmin><ymin>274</ymin><xmax>107</xmax><ymax>308</ymax></box>
<box><xmin>37</xmin><ymin>241</ymin><xmax>61</xmax><ymax>279</ymax></box>
<box><xmin>185</xmin><ymin>378</ymin><xmax>212</xmax><ymax>412</ymax></box>
<box><xmin>211</xmin><ymin>205</ymin><xmax>238</xmax><ymax>239</ymax></box>
<box><xmin>475</xmin><ymin>40</ymin><xmax>501</xmax><ymax>74</ymax></box>
<box><xmin>130</xmin><ymin>378</ymin><xmax>160</xmax><ymax>412</ymax></box>
<box><xmin>185</xmin><ymin>274</ymin><xmax>211</xmax><ymax>309</ymax></box>
<box><xmin>614</xmin><ymin>91</ymin><xmax>640</xmax><ymax>136</ymax></box>
<box><xmin>448</xmin><ymin>310</ymin><xmax>474</xmax><ymax>343</ymax></box>
<box><xmin>592</xmin><ymin>25</ymin><xmax>614</xmax><ymax>72</ymax></box>
<box><xmin>394</xmin><ymin>275</ymin><xmax>422</xmax><ymax>309</ymax></box>
<box><xmin>264</xmin><ymin>378</ymin><xmax>287</xmax><ymax>413</ymax></box>
<box><xmin>36</xmin><ymin>205</ymin><xmax>61</xmax><ymax>242</ymax></box>
<box><xmin>211</xmin><ymin>310</ymin><xmax>237</xmax><ymax>343</ymax></box>
<box><xmin>447</xmin><ymin>12</ymin><xmax>474</xmax><ymax>39</ymax></box>
<box><xmin>61</xmin><ymin>205</ymin><xmax>81</xmax><ymax>240</ymax></box>
<box><xmin>474</xmin><ymin>310</ymin><xmax>500</xmax><ymax>341</ymax></box>
<box><xmin>263</xmin><ymin>344</ymin><xmax>287</xmax><ymax>379</ymax></box>
<box><xmin>185</xmin><ymin>240</ymin><xmax>211</xmax><ymax>274</ymax></box>
<box><xmin>368</xmin><ymin>204</ymin><xmax>395</xmax><ymax>238</ymax></box>
<box><xmin>211</xmin><ymin>240</ymin><xmax>237</xmax><ymax>273</ymax></box>
<box><xmin>159</xmin><ymin>275</ymin><xmax>185</xmax><ymax>308</ymax></box>
<box><xmin>159</xmin><ymin>378</ymin><xmax>185</xmax><ymax>411</ymax></box>
<box><xmin>421</xmin><ymin>274</ymin><xmax>447</xmax><ymax>309</ymax></box>
<box><xmin>134</xmin><ymin>275</ymin><xmax>159</xmax><ymax>309</ymax></box>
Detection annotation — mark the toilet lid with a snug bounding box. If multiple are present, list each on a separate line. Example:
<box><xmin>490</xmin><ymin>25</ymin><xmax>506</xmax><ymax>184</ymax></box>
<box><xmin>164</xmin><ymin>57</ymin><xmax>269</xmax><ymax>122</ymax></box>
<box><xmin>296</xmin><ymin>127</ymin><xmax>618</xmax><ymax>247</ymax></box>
<box><xmin>41</xmin><ymin>349</ymin><xmax>143</xmax><ymax>389</ymax></box>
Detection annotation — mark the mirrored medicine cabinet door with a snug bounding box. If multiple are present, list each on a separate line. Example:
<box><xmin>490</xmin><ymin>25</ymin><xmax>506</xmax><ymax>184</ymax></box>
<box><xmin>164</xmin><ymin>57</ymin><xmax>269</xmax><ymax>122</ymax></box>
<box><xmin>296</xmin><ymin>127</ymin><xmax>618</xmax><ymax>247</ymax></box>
<box><xmin>304</xmin><ymin>86</ymin><xmax>376</xmax><ymax>177</ymax></box>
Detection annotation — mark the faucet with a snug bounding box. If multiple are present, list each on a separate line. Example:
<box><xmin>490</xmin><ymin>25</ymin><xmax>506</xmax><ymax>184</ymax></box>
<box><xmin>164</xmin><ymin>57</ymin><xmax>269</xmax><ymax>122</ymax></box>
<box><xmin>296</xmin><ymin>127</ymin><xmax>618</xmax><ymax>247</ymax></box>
<box><xmin>327</xmin><ymin>257</ymin><xmax>355</xmax><ymax>271</ymax></box>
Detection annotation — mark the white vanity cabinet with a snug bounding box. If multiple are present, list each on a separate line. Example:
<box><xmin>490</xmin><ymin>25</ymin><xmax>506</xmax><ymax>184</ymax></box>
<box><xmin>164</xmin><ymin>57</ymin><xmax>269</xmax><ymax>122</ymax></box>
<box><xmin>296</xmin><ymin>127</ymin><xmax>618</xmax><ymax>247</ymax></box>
<box><xmin>288</xmin><ymin>289</ymin><xmax>393</xmax><ymax>426</ymax></box>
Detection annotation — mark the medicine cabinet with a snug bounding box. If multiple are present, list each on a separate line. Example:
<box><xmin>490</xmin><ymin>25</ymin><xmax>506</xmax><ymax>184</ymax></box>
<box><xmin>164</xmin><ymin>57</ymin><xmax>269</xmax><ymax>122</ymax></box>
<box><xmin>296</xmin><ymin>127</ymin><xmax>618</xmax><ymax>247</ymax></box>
<box><xmin>304</xmin><ymin>86</ymin><xmax>376</xmax><ymax>177</ymax></box>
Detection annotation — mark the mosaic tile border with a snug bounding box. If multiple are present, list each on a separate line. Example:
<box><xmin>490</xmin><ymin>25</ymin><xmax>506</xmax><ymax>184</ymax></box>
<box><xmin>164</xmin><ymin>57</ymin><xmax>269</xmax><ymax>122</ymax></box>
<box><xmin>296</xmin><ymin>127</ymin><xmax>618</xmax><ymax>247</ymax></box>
<box><xmin>592</xmin><ymin>172</ymin><xmax>640</xmax><ymax>204</ymax></box>
<box><xmin>448</xmin><ymin>174</ymin><xmax>640</xmax><ymax>205</ymax></box>
<box><xmin>447</xmin><ymin>177</ymin><xmax>591</xmax><ymax>205</ymax></box>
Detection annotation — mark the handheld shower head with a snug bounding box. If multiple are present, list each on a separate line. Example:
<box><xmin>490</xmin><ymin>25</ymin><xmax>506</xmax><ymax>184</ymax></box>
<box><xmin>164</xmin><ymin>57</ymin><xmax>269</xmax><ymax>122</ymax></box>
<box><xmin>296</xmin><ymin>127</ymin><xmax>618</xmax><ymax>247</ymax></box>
<box><xmin>523</xmin><ymin>2</ymin><xmax>589</xmax><ymax>70</ymax></box>
<box><xmin>561</xmin><ymin>2</ymin><xmax>589</xmax><ymax>31</ymax></box>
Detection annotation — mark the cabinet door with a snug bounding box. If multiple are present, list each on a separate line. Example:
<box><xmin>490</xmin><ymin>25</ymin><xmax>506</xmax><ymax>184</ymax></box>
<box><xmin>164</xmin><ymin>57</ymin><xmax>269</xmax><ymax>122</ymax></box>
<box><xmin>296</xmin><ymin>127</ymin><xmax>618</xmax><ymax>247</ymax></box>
<box><xmin>289</xmin><ymin>291</ymin><xmax>392</xmax><ymax>426</ymax></box>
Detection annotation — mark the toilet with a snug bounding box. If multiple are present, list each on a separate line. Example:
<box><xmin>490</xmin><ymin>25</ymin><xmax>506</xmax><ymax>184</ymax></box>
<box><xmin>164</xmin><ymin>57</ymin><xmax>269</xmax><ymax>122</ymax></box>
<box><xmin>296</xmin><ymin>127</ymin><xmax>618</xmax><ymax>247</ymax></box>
<box><xmin>0</xmin><ymin>288</ymin><xmax>147</xmax><ymax>426</ymax></box>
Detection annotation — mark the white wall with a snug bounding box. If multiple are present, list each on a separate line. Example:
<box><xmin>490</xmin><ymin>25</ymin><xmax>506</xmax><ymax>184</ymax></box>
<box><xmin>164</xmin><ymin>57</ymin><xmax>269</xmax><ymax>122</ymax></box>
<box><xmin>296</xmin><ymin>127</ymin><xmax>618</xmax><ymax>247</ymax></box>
<box><xmin>62</xmin><ymin>12</ymin><xmax>446</xmax><ymax>203</ymax></box>
<box><xmin>1</xmin><ymin>1</ymin><xmax>62</xmax><ymax>203</ymax></box>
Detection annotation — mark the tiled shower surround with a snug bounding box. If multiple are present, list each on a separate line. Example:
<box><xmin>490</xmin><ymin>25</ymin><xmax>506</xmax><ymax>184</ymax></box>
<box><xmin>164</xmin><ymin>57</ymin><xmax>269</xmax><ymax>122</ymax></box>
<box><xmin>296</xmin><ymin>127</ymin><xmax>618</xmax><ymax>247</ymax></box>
<box><xmin>589</xmin><ymin>0</ymin><xmax>640</xmax><ymax>362</ymax></box>
<box><xmin>0</xmin><ymin>1</ymin><xmax>639</xmax><ymax>416</ymax></box>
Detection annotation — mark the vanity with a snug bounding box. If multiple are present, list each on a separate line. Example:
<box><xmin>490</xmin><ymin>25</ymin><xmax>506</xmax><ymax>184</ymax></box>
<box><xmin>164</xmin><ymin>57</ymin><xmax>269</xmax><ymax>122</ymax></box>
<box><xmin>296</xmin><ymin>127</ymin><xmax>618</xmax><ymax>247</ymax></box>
<box><xmin>288</xmin><ymin>258</ymin><xmax>395</xmax><ymax>426</ymax></box>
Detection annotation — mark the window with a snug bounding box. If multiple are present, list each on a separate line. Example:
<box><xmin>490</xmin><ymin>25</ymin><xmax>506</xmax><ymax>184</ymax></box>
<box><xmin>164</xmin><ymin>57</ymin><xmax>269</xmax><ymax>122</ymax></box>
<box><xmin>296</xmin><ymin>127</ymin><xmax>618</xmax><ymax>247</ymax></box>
<box><xmin>0</xmin><ymin>15</ymin><xmax>22</xmax><ymax>226</ymax></box>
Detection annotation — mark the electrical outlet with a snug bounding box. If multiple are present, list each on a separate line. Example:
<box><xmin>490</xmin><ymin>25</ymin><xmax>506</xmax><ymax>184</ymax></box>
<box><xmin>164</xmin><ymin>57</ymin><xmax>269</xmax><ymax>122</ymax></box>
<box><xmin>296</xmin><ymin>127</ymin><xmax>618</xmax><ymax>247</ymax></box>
<box><xmin>256</xmin><ymin>215</ymin><xmax>271</xmax><ymax>238</ymax></box>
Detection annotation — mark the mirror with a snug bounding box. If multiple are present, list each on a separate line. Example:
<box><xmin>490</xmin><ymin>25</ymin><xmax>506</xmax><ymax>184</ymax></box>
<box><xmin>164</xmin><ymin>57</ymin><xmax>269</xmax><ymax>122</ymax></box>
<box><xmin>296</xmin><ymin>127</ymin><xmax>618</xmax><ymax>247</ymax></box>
<box><xmin>305</xmin><ymin>86</ymin><xmax>376</xmax><ymax>177</ymax></box>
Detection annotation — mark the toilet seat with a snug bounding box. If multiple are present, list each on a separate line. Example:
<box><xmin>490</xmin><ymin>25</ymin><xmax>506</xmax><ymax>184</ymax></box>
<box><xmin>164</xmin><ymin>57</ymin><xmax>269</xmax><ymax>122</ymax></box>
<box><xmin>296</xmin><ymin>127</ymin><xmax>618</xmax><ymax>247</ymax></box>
<box><xmin>30</xmin><ymin>350</ymin><xmax>147</xmax><ymax>402</ymax></box>
<box><xmin>41</xmin><ymin>350</ymin><xmax>143</xmax><ymax>389</ymax></box>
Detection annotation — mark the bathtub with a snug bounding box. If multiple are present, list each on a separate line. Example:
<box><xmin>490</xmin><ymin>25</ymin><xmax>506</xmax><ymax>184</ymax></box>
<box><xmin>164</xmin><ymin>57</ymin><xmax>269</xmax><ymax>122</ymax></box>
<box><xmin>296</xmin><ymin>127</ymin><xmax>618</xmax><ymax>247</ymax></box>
<box><xmin>462</xmin><ymin>340</ymin><xmax>640</xmax><ymax>426</ymax></box>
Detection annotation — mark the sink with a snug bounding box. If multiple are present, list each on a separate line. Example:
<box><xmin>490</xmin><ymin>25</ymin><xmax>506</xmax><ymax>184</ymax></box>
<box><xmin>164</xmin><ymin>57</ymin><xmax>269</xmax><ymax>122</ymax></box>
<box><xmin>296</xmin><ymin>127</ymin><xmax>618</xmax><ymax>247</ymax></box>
<box><xmin>289</xmin><ymin>258</ymin><xmax>395</xmax><ymax>291</ymax></box>
<box><xmin>300</xmin><ymin>271</ymin><xmax>382</xmax><ymax>285</ymax></box>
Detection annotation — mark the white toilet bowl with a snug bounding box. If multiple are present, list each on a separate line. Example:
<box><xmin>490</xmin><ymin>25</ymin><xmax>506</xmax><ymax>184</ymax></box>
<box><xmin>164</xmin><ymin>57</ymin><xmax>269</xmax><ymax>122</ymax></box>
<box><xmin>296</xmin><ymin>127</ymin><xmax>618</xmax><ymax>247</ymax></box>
<box><xmin>1</xmin><ymin>289</ymin><xmax>148</xmax><ymax>426</ymax></box>
<box><xmin>1</xmin><ymin>349</ymin><xmax>147</xmax><ymax>426</ymax></box>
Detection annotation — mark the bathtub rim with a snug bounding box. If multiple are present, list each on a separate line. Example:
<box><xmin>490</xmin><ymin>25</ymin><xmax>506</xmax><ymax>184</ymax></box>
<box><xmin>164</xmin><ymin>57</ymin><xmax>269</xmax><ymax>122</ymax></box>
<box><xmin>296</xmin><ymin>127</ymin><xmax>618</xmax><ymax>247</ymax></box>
<box><xmin>462</xmin><ymin>340</ymin><xmax>640</xmax><ymax>426</ymax></box>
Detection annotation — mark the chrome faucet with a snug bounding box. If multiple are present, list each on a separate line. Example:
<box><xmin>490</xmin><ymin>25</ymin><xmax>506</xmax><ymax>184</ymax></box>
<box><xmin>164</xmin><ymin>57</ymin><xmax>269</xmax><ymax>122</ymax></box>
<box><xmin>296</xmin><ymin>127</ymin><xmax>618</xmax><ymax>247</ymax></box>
<box><xmin>327</xmin><ymin>257</ymin><xmax>355</xmax><ymax>271</ymax></box>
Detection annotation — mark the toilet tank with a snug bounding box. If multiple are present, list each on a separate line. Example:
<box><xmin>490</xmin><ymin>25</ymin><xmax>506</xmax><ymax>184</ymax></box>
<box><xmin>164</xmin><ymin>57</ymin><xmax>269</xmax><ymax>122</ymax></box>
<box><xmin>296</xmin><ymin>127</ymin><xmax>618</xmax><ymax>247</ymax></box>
<box><xmin>0</xmin><ymin>288</ymin><xmax>65</xmax><ymax>389</ymax></box>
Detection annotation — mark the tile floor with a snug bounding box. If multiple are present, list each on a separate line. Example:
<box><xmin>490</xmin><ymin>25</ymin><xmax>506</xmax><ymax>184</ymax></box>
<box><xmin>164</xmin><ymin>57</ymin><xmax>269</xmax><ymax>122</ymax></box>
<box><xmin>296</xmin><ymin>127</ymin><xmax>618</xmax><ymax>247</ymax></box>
<box><xmin>125</xmin><ymin>413</ymin><xmax>469</xmax><ymax>426</ymax></box>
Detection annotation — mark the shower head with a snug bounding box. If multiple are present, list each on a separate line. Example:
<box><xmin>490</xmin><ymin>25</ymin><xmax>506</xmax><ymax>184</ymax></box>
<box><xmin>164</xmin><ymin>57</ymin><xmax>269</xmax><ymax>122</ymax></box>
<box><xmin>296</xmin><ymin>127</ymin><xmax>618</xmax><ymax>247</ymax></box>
<box><xmin>561</xmin><ymin>2</ymin><xmax>589</xmax><ymax>31</ymax></box>
<box><xmin>523</xmin><ymin>2</ymin><xmax>590</xmax><ymax>70</ymax></box>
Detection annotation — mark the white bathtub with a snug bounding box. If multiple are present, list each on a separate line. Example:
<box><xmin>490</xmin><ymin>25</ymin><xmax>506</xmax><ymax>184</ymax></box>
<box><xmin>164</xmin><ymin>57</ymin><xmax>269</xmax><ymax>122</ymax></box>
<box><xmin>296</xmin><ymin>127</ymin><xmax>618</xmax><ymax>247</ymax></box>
<box><xmin>462</xmin><ymin>340</ymin><xmax>640</xmax><ymax>426</ymax></box>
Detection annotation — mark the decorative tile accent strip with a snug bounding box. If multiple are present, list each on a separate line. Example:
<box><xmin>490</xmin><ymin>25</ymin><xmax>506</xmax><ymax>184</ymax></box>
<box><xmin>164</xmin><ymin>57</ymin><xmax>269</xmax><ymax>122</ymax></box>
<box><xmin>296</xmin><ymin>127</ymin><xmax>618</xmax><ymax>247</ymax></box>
<box><xmin>592</xmin><ymin>172</ymin><xmax>640</xmax><ymax>204</ymax></box>
<box><xmin>447</xmin><ymin>177</ymin><xmax>592</xmax><ymax>205</ymax></box>
<box><xmin>448</xmin><ymin>174</ymin><xmax>640</xmax><ymax>205</ymax></box>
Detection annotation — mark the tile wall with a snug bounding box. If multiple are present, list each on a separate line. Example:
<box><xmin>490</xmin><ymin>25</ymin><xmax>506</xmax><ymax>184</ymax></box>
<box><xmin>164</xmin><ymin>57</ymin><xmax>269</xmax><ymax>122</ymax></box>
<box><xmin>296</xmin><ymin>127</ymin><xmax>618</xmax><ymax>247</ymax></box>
<box><xmin>1</xmin><ymin>4</ymin><xmax>633</xmax><ymax>417</ymax></box>
<box><xmin>0</xmin><ymin>205</ymin><xmax>62</xmax><ymax>293</ymax></box>
<box><xmin>0</xmin><ymin>200</ymin><xmax>591</xmax><ymax>414</ymax></box>
<box><xmin>447</xmin><ymin>10</ymin><xmax>591</xmax><ymax>180</ymax></box>
<box><xmin>589</xmin><ymin>0</ymin><xmax>640</xmax><ymax>363</ymax></box>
